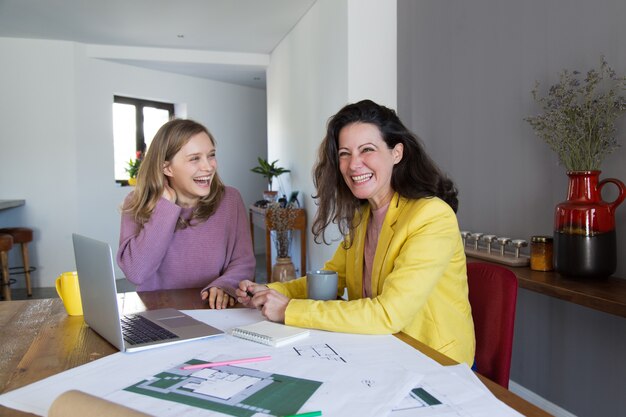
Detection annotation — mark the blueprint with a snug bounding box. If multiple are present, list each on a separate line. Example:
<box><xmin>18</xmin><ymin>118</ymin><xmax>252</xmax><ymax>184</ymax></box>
<box><xmin>125</xmin><ymin>360</ymin><xmax>321</xmax><ymax>417</ymax></box>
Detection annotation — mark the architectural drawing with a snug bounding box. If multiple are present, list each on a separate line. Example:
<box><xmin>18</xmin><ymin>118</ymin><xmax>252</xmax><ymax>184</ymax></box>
<box><xmin>293</xmin><ymin>343</ymin><xmax>347</xmax><ymax>363</ymax></box>
<box><xmin>125</xmin><ymin>359</ymin><xmax>322</xmax><ymax>417</ymax></box>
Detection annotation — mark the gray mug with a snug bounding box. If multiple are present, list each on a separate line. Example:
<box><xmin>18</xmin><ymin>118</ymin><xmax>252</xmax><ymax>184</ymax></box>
<box><xmin>306</xmin><ymin>270</ymin><xmax>338</xmax><ymax>300</ymax></box>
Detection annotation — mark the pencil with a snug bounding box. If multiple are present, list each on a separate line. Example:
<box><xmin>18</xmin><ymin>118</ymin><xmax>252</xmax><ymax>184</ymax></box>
<box><xmin>283</xmin><ymin>411</ymin><xmax>322</xmax><ymax>417</ymax></box>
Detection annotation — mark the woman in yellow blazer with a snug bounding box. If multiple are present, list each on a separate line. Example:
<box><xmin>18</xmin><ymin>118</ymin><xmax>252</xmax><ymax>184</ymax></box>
<box><xmin>237</xmin><ymin>100</ymin><xmax>475</xmax><ymax>365</ymax></box>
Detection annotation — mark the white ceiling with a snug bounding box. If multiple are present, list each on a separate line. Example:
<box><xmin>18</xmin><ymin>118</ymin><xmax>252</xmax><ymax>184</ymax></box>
<box><xmin>0</xmin><ymin>0</ymin><xmax>317</xmax><ymax>88</ymax></box>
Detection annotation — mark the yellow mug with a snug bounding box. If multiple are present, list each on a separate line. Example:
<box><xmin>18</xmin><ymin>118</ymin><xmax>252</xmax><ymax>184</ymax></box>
<box><xmin>55</xmin><ymin>271</ymin><xmax>83</xmax><ymax>316</ymax></box>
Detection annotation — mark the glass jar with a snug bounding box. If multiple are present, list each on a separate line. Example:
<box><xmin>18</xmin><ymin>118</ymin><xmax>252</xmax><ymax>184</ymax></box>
<box><xmin>530</xmin><ymin>236</ymin><xmax>553</xmax><ymax>271</ymax></box>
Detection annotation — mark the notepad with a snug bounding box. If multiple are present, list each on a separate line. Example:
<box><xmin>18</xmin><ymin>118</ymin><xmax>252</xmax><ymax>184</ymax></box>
<box><xmin>230</xmin><ymin>321</ymin><xmax>310</xmax><ymax>347</ymax></box>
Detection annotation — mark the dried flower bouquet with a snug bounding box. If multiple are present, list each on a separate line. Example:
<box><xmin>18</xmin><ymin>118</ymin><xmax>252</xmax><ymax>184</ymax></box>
<box><xmin>525</xmin><ymin>57</ymin><xmax>626</xmax><ymax>171</ymax></box>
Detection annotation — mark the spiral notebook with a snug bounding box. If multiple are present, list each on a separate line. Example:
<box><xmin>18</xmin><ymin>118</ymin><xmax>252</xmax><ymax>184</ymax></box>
<box><xmin>231</xmin><ymin>320</ymin><xmax>310</xmax><ymax>347</ymax></box>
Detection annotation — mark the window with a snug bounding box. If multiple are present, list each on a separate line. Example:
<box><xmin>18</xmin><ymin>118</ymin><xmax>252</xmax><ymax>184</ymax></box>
<box><xmin>112</xmin><ymin>96</ymin><xmax>175</xmax><ymax>184</ymax></box>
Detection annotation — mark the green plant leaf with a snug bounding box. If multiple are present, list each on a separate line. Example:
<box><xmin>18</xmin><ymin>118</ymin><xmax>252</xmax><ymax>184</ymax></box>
<box><xmin>250</xmin><ymin>158</ymin><xmax>291</xmax><ymax>184</ymax></box>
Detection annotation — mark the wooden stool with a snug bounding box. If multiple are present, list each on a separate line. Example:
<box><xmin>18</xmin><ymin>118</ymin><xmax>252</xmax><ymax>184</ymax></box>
<box><xmin>0</xmin><ymin>227</ymin><xmax>33</xmax><ymax>297</ymax></box>
<box><xmin>0</xmin><ymin>234</ymin><xmax>14</xmax><ymax>300</ymax></box>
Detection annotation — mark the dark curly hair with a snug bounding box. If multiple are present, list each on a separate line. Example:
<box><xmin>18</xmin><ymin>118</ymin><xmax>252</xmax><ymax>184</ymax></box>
<box><xmin>312</xmin><ymin>99</ymin><xmax>458</xmax><ymax>246</ymax></box>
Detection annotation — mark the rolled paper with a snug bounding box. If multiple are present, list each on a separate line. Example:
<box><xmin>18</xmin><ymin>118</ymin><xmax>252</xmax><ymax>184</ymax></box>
<box><xmin>49</xmin><ymin>390</ymin><xmax>153</xmax><ymax>417</ymax></box>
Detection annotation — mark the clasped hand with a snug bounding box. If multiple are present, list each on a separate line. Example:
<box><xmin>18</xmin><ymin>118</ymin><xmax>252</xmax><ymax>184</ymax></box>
<box><xmin>235</xmin><ymin>280</ymin><xmax>290</xmax><ymax>323</ymax></box>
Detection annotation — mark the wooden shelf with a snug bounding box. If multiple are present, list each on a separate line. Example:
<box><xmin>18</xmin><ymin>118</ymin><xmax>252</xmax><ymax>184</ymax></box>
<box><xmin>467</xmin><ymin>256</ymin><xmax>626</xmax><ymax>318</ymax></box>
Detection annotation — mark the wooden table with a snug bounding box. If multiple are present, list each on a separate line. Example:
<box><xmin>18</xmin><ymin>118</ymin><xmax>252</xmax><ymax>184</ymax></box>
<box><xmin>249</xmin><ymin>205</ymin><xmax>307</xmax><ymax>280</ymax></box>
<box><xmin>0</xmin><ymin>291</ymin><xmax>550</xmax><ymax>417</ymax></box>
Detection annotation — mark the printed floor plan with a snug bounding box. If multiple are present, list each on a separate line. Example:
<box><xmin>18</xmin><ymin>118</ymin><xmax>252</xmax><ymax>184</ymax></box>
<box><xmin>125</xmin><ymin>359</ymin><xmax>322</xmax><ymax>417</ymax></box>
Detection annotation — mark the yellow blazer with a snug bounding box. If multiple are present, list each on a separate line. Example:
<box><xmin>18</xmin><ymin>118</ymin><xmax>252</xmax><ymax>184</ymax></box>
<box><xmin>268</xmin><ymin>193</ymin><xmax>475</xmax><ymax>365</ymax></box>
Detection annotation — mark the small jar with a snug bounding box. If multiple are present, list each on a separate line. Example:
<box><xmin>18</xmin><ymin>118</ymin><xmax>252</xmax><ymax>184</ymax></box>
<box><xmin>530</xmin><ymin>236</ymin><xmax>553</xmax><ymax>271</ymax></box>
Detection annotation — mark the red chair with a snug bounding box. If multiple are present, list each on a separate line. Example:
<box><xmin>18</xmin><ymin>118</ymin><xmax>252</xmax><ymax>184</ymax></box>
<box><xmin>467</xmin><ymin>262</ymin><xmax>518</xmax><ymax>388</ymax></box>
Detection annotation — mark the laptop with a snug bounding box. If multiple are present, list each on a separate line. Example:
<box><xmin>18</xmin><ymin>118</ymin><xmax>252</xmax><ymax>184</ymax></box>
<box><xmin>72</xmin><ymin>233</ymin><xmax>224</xmax><ymax>352</ymax></box>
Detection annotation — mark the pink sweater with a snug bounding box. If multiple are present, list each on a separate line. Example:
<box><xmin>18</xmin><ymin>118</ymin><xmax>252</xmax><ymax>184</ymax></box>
<box><xmin>117</xmin><ymin>186</ymin><xmax>255</xmax><ymax>296</ymax></box>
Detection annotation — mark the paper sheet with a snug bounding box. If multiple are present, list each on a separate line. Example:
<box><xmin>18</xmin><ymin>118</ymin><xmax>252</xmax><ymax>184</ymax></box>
<box><xmin>391</xmin><ymin>364</ymin><xmax>524</xmax><ymax>417</ymax></box>
<box><xmin>0</xmin><ymin>308</ymin><xmax>525</xmax><ymax>417</ymax></box>
<box><xmin>108</xmin><ymin>354</ymin><xmax>420</xmax><ymax>417</ymax></box>
<box><xmin>0</xmin><ymin>308</ymin><xmax>427</xmax><ymax>417</ymax></box>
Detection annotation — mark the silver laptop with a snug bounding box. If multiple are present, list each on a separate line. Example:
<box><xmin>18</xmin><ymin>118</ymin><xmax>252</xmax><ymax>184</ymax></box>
<box><xmin>72</xmin><ymin>233</ymin><xmax>224</xmax><ymax>352</ymax></box>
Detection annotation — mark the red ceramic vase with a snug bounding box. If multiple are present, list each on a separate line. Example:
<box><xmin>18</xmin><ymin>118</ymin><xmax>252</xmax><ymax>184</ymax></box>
<box><xmin>553</xmin><ymin>171</ymin><xmax>625</xmax><ymax>278</ymax></box>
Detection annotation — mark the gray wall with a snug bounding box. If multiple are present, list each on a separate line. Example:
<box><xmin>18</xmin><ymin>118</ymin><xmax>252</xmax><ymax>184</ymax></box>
<box><xmin>397</xmin><ymin>1</ymin><xmax>626</xmax><ymax>416</ymax></box>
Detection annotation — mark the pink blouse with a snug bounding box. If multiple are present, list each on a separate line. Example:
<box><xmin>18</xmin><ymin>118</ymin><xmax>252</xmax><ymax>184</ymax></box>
<box><xmin>362</xmin><ymin>201</ymin><xmax>390</xmax><ymax>298</ymax></box>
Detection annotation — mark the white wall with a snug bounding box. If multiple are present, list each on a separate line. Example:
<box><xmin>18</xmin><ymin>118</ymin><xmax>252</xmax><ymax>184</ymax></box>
<box><xmin>397</xmin><ymin>1</ymin><xmax>626</xmax><ymax>415</ymax></box>
<box><xmin>0</xmin><ymin>37</ymin><xmax>267</xmax><ymax>287</ymax></box>
<box><xmin>347</xmin><ymin>0</ymin><xmax>397</xmax><ymax>106</ymax></box>
<box><xmin>267</xmin><ymin>0</ymin><xmax>397</xmax><ymax>273</ymax></box>
<box><xmin>267</xmin><ymin>0</ymin><xmax>348</xmax><ymax>272</ymax></box>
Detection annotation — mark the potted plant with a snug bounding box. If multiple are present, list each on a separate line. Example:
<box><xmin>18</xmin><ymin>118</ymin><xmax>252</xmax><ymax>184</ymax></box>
<box><xmin>250</xmin><ymin>158</ymin><xmax>290</xmax><ymax>201</ymax></box>
<box><xmin>125</xmin><ymin>151</ymin><xmax>143</xmax><ymax>186</ymax></box>
<box><xmin>266</xmin><ymin>202</ymin><xmax>298</xmax><ymax>282</ymax></box>
<box><xmin>525</xmin><ymin>57</ymin><xmax>626</xmax><ymax>278</ymax></box>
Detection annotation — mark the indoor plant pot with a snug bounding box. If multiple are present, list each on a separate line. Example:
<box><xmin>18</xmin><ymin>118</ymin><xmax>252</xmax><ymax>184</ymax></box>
<box><xmin>553</xmin><ymin>171</ymin><xmax>625</xmax><ymax>278</ymax></box>
<box><xmin>267</xmin><ymin>204</ymin><xmax>298</xmax><ymax>282</ymax></box>
<box><xmin>250</xmin><ymin>158</ymin><xmax>290</xmax><ymax>201</ymax></box>
<box><xmin>263</xmin><ymin>190</ymin><xmax>278</xmax><ymax>202</ymax></box>
<box><xmin>272</xmin><ymin>256</ymin><xmax>296</xmax><ymax>283</ymax></box>
<box><xmin>526</xmin><ymin>57</ymin><xmax>626</xmax><ymax>278</ymax></box>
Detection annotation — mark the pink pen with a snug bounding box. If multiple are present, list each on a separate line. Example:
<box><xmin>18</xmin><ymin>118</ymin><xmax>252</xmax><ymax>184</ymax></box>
<box><xmin>181</xmin><ymin>355</ymin><xmax>272</xmax><ymax>370</ymax></box>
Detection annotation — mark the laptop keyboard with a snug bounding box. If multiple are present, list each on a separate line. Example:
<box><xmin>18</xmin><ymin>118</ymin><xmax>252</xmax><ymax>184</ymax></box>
<box><xmin>121</xmin><ymin>314</ymin><xmax>178</xmax><ymax>345</ymax></box>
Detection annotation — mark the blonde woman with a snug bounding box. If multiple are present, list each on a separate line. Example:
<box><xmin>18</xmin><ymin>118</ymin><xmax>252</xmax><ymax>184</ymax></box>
<box><xmin>118</xmin><ymin>119</ymin><xmax>255</xmax><ymax>309</ymax></box>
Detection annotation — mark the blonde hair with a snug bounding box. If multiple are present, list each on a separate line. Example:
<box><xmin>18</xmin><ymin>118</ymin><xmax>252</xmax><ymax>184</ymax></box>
<box><xmin>122</xmin><ymin>119</ymin><xmax>225</xmax><ymax>229</ymax></box>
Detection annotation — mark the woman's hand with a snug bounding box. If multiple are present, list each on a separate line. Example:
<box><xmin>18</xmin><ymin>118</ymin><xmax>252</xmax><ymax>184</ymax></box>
<box><xmin>235</xmin><ymin>280</ymin><xmax>268</xmax><ymax>307</ymax></box>
<box><xmin>237</xmin><ymin>280</ymin><xmax>289</xmax><ymax>322</ymax></box>
<box><xmin>250</xmin><ymin>289</ymin><xmax>290</xmax><ymax>323</ymax></box>
<box><xmin>202</xmin><ymin>287</ymin><xmax>235</xmax><ymax>309</ymax></box>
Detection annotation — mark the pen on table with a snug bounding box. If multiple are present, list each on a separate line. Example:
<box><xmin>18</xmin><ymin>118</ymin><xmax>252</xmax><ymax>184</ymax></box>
<box><xmin>181</xmin><ymin>355</ymin><xmax>271</xmax><ymax>370</ymax></box>
<box><xmin>282</xmin><ymin>411</ymin><xmax>322</xmax><ymax>417</ymax></box>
